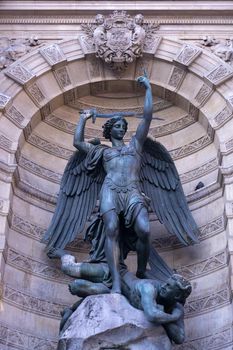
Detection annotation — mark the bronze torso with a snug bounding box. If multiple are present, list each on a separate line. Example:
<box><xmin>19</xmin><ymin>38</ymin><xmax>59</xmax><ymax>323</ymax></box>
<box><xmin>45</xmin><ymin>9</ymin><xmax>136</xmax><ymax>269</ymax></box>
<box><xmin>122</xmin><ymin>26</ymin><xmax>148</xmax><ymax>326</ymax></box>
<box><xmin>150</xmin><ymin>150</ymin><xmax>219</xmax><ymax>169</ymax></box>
<box><xmin>103</xmin><ymin>137</ymin><xmax>142</xmax><ymax>187</ymax></box>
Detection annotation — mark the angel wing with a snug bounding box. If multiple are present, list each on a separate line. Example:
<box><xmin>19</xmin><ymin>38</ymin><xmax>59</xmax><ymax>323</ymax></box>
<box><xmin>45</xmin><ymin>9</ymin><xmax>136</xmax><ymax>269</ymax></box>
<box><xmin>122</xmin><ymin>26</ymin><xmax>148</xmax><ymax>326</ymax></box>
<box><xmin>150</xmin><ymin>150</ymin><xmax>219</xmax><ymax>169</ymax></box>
<box><xmin>140</xmin><ymin>137</ymin><xmax>199</xmax><ymax>245</ymax></box>
<box><xmin>42</xmin><ymin>144</ymin><xmax>106</xmax><ymax>254</ymax></box>
<box><xmin>147</xmin><ymin>246</ymin><xmax>173</xmax><ymax>283</ymax></box>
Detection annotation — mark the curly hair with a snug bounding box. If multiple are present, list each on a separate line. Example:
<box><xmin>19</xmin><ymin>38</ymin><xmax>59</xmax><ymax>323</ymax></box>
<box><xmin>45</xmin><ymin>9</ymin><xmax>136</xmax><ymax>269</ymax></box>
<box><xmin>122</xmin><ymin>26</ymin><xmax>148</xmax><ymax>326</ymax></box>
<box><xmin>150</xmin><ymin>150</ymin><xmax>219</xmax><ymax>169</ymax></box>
<box><xmin>102</xmin><ymin>116</ymin><xmax>128</xmax><ymax>140</ymax></box>
<box><xmin>171</xmin><ymin>274</ymin><xmax>192</xmax><ymax>304</ymax></box>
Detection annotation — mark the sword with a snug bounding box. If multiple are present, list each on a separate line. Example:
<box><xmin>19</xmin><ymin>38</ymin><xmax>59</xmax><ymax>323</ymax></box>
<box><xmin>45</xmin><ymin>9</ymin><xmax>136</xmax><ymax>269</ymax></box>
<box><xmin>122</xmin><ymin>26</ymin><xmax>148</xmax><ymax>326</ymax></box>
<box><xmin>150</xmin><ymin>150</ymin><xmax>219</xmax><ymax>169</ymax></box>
<box><xmin>80</xmin><ymin>109</ymin><xmax>164</xmax><ymax>123</ymax></box>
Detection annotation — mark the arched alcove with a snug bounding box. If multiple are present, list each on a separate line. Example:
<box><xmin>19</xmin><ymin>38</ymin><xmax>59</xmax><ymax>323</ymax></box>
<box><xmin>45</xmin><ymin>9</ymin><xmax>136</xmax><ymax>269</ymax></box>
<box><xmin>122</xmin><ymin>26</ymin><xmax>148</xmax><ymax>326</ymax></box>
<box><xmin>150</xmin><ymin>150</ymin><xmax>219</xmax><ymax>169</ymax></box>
<box><xmin>0</xmin><ymin>37</ymin><xmax>232</xmax><ymax>349</ymax></box>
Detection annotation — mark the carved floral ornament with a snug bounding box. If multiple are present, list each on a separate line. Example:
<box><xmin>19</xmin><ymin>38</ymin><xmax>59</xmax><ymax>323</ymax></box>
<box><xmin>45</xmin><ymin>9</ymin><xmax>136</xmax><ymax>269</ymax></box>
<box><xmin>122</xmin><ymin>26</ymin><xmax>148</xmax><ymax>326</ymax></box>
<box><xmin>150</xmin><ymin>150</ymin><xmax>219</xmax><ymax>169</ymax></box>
<box><xmin>81</xmin><ymin>11</ymin><xmax>159</xmax><ymax>72</ymax></box>
<box><xmin>200</xmin><ymin>36</ymin><xmax>233</xmax><ymax>65</ymax></box>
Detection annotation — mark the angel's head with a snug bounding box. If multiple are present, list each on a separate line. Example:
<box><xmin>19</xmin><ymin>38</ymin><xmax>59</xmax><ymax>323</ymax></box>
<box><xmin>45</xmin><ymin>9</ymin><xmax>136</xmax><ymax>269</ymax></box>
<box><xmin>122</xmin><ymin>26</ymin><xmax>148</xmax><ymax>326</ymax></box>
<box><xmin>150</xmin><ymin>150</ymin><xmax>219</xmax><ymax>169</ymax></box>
<box><xmin>95</xmin><ymin>14</ymin><xmax>105</xmax><ymax>25</ymax></box>
<box><xmin>134</xmin><ymin>14</ymin><xmax>144</xmax><ymax>26</ymax></box>
<box><xmin>159</xmin><ymin>274</ymin><xmax>191</xmax><ymax>305</ymax></box>
<box><xmin>102</xmin><ymin>116</ymin><xmax>128</xmax><ymax>141</ymax></box>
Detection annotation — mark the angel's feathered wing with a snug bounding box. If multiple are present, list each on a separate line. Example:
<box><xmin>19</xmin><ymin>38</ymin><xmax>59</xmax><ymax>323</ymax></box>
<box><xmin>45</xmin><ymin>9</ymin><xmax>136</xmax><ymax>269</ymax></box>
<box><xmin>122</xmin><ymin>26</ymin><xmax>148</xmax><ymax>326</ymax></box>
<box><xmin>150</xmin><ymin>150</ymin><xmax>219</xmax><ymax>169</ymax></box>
<box><xmin>140</xmin><ymin>137</ymin><xmax>199</xmax><ymax>245</ymax></box>
<box><xmin>42</xmin><ymin>144</ymin><xmax>106</xmax><ymax>251</ymax></box>
<box><xmin>147</xmin><ymin>246</ymin><xmax>173</xmax><ymax>283</ymax></box>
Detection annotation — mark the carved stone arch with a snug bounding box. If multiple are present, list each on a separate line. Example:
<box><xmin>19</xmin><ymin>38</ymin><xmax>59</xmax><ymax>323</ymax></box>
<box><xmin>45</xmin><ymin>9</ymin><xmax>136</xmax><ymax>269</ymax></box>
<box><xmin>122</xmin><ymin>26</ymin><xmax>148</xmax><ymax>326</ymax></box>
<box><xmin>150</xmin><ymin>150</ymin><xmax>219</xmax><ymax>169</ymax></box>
<box><xmin>0</xmin><ymin>37</ymin><xmax>232</xmax><ymax>349</ymax></box>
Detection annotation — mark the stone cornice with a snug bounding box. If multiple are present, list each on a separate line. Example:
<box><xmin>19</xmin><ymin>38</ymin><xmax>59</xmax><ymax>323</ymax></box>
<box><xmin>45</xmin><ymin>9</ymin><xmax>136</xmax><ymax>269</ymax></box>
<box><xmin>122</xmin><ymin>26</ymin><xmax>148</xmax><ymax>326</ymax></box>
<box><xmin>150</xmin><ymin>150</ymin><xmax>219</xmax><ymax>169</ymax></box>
<box><xmin>1</xmin><ymin>1</ymin><xmax>233</xmax><ymax>16</ymax></box>
<box><xmin>1</xmin><ymin>15</ymin><xmax>233</xmax><ymax>25</ymax></box>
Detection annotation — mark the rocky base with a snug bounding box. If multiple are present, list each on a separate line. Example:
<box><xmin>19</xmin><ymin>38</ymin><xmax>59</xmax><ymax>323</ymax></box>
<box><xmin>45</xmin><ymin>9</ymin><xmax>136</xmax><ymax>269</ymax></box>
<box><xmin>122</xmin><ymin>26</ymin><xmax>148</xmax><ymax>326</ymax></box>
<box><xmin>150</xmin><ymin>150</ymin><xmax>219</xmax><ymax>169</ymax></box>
<box><xmin>58</xmin><ymin>294</ymin><xmax>172</xmax><ymax>350</ymax></box>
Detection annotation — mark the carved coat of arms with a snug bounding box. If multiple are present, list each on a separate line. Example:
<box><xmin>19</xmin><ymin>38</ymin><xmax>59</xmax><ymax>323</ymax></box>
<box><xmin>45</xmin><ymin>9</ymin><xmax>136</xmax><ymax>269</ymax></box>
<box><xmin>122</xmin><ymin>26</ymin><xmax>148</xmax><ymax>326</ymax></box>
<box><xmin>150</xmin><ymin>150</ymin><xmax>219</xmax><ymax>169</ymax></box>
<box><xmin>81</xmin><ymin>11</ymin><xmax>159</xmax><ymax>71</ymax></box>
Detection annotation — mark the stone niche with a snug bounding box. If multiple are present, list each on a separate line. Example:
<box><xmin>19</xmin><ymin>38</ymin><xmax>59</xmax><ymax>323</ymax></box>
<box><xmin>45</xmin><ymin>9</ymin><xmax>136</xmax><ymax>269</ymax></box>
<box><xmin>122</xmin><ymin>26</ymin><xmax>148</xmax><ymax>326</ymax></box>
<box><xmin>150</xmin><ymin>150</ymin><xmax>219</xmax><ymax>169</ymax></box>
<box><xmin>0</xmin><ymin>4</ymin><xmax>233</xmax><ymax>350</ymax></box>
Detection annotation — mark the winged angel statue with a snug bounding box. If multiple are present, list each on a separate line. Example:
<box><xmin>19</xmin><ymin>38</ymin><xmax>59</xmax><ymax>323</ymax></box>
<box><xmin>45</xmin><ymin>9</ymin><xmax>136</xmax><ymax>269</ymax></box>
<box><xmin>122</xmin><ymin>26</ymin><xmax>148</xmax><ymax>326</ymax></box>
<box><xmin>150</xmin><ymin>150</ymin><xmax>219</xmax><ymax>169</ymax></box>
<box><xmin>42</xmin><ymin>74</ymin><xmax>199</xmax><ymax>294</ymax></box>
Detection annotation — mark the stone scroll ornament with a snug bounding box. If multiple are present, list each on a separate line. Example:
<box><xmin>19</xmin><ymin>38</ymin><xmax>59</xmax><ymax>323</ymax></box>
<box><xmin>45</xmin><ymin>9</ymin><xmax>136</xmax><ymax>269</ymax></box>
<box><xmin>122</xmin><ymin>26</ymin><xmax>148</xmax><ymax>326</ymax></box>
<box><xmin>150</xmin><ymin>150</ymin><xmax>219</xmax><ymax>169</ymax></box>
<box><xmin>81</xmin><ymin>11</ymin><xmax>159</xmax><ymax>71</ymax></box>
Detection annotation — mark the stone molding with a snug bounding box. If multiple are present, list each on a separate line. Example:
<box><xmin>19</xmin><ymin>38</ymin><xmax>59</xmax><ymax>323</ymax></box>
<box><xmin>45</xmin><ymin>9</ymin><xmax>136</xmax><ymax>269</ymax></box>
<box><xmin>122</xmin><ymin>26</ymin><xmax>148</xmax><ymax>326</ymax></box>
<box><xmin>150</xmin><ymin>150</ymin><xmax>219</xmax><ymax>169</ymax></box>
<box><xmin>141</xmin><ymin>113</ymin><xmax>196</xmax><ymax>137</ymax></box>
<box><xmin>194</xmin><ymin>83</ymin><xmax>213</xmax><ymax>107</ymax></box>
<box><xmin>0</xmin><ymin>160</ymin><xmax>16</xmax><ymax>183</ymax></box>
<box><xmin>39</xmin><ymin>44</ymin><xmax>67</xmax><ymax>67</ymax></box>
<box><xmin>4</xmin><ymin>105</ymin><xmax>25</xmax><ymax>128</ymax></box>
<box><xmin>44</xmin><ymin>114</ymin><xmax>76</xmax><ymax>134</ymax></box>
<box><xmin>223</xmin><ymin>138</ymin><xmax>233</xmax><ymax>156</ymax></box>
<box><xmin>10</xmin><ymin>211</ymin><xmax>46</xmax><ymax>241</ymax></box>
<box><xmin>12</xmin><ymin>170</ymin><xmax>222</xmax><ymax>212</ymax></box>
<box><xmin>152</xmin><ymin>215</ymin><xmax>225</xmax><ymax>251</ymax></box>
<box><xmin>0</xmin><ymin>93</ymin><xmax>11</xmax><ymax>111</ymax></box>
<box><xmin>53</xmin><ymin>66</ymin><xmax>72</xmax><ymax>90</ymax></box>
<box><xmin>44</xmin><ymin>110</ymin><xmax>196</xmax><ymax>138</ymax></box>
<box><xmin>0</xmin><ymin>198</ymin><xmax>9</xmax><ymax>216</ymax></box>
<box><xmin>167</xmin><ymin>66</ymin><xmax>186</xmax><ymax>90</ymax></box>
<box><xmin>6</xmin><ymin>247</ymin><xmax>71</xmax><ymax>284</ymax></box>
<box><xmin>10</xmin><ymin>210</ymin><xmax>225</xmax><ymax>250</ymax></box>
<box><xmin>40</xmin><ymin>103</ymin><xmax>51</xmax><ymax>120</ymax></box>
<box><xmin>177</xmin><ymin>250</ymin><xmax>228</xmax><ymax>280</ymax></box>
<box><xmin>204</xmin><ymin>63</ymin><xmax>233</xmax><ymax>87</ymax></box>
<box><xmin>19</xmin><ymin>155</ymin><xmax>62</xmax><ymax>184</ymax></box>
<box><xmin>176</xmin><ymin>326</ymin><xmax>232</xmax><ymax>350</ymax></box>
<box><xmin>0</xmin><ymin>321</ymin><xmax>57</xmax><ymax>350</ymax></box>
<box><xmin>174</xmin><ymin>44</ymin><xmax>202</xmax><ymax>67</ymax></box>
<box><xmin>185</xmin><ymin>287</ymin><xmax>230</xmax><ymax>317</ymax></box>
<box><xmin>24</xmin><ymin>127</ymin><xmax>213</xmax><ymax>162</ymax></box>
<box><xmin>179</xmin><ymin>157</ymin><xmax>218</xmax><ymax>184</ymax></box>
<box><xmin>170</xmin><ymin>128</ymin><xmax>213</xmax><ymax>160</ymax></box>
<box><xmin>2</xmin><ymin>279</ymin><xmax>230</xmax><ymax>321</ymax></box>
<box><xmin>27</xmin><ymin>133</ymin><xmax>73</xmax><ymax>160</ymax></box>
<box><xmin>1</xmin><ymin>15</ymin><xmax>233</xmax><ymax>25</ymax></box>
<box><xmin>17</xmin><ymin>152</ymin><xmax>218</xmax><ymax>189</ymax></box>
<box><xmin>213</xmin><ymin>106</ymin><xmax>233</xmax><ymax>129</ymax></box>
<box><xmin>227</xmin><ymin>95</ymin><xmax>233</xmax><ymax>109</ymax></box>
<box><xmin>0</xmin><ymin>134</ymin><xmax>14</xmax><ymax>153</ymax></box>
<box><xmin>65</xmin><ymin>94</ymin><xmax>172</xmax><ymax>116</ymax></box>
<box><xmin>13</xmin><ymin>172</ymin><xmax>56</xmax><ymax>210</ymax></box>
<box><xmin>3</xmin><ymin>284</ymin><xmax>67</xmax><ymax>319</ymax></box>
<box><xmin>6</xmin><ymin>242</ymin><xmax>229</xmax><ymax>285</ymax></box>
<box><xmin>25</xmin><ymin>82</ymin><xmax>46</xmax><ymax>107</ymax></box>
<box><xmin>23</xmin><ymin>122</ymin><xmax>33</xmax><ymax>140</ymax></box>
<box><xmin>5</xmin><ymin>62</ymin><xmax>36</xmax><ymax>85</ymax></box>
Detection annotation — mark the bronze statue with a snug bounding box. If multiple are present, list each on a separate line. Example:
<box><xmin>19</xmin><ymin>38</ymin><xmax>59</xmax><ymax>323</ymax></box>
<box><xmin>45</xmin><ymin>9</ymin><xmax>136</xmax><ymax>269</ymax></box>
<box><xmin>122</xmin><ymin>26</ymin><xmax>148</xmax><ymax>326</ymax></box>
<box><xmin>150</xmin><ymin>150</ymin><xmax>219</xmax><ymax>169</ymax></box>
<box><xmin>60</xmin><ymin>252</ymin><xmax>191</xmax><ymax>345</ymax></box>
<box><xmin>42</xmin><ymin>73</ymin><xmax>199</xmax><ymax>294</ymax></box>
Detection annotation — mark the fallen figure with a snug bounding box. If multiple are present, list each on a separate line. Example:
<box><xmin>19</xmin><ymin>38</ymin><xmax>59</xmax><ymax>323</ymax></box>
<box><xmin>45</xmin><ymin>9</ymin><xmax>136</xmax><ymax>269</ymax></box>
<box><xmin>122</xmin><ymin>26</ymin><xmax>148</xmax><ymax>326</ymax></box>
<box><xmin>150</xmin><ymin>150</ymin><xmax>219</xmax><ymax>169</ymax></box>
<box><xmin>59</xmin><ymin>253</ymin><xmax>191</xmax><ymax>345</ymax></box>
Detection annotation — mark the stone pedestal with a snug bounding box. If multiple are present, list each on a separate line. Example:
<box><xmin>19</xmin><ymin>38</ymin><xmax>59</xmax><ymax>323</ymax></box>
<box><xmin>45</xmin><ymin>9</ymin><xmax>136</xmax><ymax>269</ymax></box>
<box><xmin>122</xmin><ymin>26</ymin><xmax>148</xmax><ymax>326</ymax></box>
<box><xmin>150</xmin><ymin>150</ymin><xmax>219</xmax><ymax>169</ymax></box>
<box><xmin>58</xmin><ymin>294</ymin><xmax>172</xmax><ymax>350</ymax></box>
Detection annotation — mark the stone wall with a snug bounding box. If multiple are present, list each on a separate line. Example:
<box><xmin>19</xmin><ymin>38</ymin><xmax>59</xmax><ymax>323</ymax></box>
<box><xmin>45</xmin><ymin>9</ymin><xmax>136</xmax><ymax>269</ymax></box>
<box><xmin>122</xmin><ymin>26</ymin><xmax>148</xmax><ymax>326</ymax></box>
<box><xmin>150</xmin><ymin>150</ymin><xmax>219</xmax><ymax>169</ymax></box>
<box><xmin>0</xmin><ymin>2</ymin><xmax>233</xmax><ymax>349</ymax></box>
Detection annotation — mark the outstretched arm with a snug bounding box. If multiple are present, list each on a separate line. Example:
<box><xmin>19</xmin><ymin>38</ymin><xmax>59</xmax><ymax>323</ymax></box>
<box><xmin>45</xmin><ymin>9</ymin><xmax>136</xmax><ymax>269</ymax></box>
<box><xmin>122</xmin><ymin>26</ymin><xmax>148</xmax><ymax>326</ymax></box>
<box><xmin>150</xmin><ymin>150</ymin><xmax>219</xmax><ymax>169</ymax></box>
<box><xmin>73</xmin><ymin>110</ymin><xmax>95</xmax><ymax>153</ymax></box>
<box><xmin>163</xmin><ymin>303</ymin><xmax>185</xmax><ymax>344</ymax></box>
<box><xmin>135</xmin><ymin>280</ymin><xmax>182</xmax><ymax>324</ymax></box>
<box><xmin>135</xmin><ymin>74</ymin><xmax>153</xmax><ymax>150</ymax></box>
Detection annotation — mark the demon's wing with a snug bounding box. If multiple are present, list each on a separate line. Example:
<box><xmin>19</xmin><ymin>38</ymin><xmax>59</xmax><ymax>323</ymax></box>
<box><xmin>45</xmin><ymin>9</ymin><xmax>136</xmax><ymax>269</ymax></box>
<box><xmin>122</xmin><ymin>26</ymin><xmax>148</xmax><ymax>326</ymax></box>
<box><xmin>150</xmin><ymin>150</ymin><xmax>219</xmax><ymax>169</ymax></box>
<box><xmin>42</xmin><ymin>145</ymin><xmax>106</xmax><ymax>252</ymax></box>
<box><xmin>140</xmin><ymin>137</ymin><xmax>199</xmax><ymax>246</ymax></box>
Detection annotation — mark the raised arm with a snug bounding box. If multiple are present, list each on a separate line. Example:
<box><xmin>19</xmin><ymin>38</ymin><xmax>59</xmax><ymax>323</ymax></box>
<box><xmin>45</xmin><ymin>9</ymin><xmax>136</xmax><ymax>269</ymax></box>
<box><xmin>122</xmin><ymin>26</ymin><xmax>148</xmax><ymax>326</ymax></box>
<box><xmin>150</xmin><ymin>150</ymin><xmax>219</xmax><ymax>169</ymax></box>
<box><xmin>73</xmin><ymin>110</ymin><xmax>95</xmax><ymax>153</ymax></box>
<box><xmin>135</xmin><ymin>74</ymin><xmax>153</xmax><ymax>150</ymax></box>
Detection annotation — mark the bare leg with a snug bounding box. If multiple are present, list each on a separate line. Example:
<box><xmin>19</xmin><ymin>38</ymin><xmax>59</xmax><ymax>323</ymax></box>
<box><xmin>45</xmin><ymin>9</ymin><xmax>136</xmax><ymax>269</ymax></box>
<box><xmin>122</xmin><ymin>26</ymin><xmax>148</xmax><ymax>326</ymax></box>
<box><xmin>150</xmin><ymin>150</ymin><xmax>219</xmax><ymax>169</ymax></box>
<box><xmin>134</xmin><ymin>207</ymin><xmax>150</xmax><ymax>278</ymax></box>
<box><xmin>69</xmin><ymin>279</ymin><xmax>110</xmax><ymax>297</ymax></box>
<box><xmin>103</xmin><ymin>210</ymin><xmax>121</xmax><ymax>293</ymax></box>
